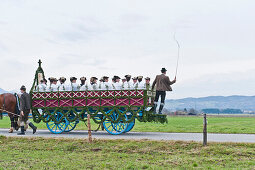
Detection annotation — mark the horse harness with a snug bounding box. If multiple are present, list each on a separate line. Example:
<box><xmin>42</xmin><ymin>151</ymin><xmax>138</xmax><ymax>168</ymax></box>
<box><xmin>0</xmin><ymin>94</ymin><xmax>20</xmax><ymax>117</ymax></box>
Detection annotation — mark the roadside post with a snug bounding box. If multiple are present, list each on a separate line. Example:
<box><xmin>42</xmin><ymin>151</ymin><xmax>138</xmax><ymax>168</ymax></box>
<box><xmin>203</xmin><ymin>114</ymin><xmax>207</xmax><ymax>146</ymax></box>
<box><xmin>87</xmin><ymin>114</ymin><xmax>92</xmax><ymax>143</ymax></box>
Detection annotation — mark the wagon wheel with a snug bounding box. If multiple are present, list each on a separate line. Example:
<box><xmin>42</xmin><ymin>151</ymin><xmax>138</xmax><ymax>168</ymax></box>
<box><xmin>103</xmin><ymin>109</ymin><xmax>128</xmax><ymax>135</ymax></box>
<box><xmin>125</xmin><ymin>119</ymin><xmax>135</xmax><ymax>133</ymax></box>
<box><xmin>46</xmin><ymin>112</ymin><xmax>67</xmax><ymax>134</ymax></box>
<box><xmin>64</xmin><ymin>111</ymin><xmax>79</xmax><ymax>132</ymax></box>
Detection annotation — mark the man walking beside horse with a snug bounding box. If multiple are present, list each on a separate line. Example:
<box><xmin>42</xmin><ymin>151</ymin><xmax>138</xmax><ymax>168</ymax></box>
<box><xmin>18</xmin><ymin>85</ymin><xmax>37</xmax><ymax>135</ymax></box>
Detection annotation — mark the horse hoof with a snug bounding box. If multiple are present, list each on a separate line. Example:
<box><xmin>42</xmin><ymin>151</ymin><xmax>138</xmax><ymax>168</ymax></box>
<box><xmin>9</xmin><ymin>128</ymin><xmax>14</xmax><ymax>133</ymax></box>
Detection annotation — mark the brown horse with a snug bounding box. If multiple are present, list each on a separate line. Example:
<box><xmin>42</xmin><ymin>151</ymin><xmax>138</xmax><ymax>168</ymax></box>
<box><xmin>0</xmin><ymin>93</ymin><xmax>20</xmax><ymax>133</ymax></box>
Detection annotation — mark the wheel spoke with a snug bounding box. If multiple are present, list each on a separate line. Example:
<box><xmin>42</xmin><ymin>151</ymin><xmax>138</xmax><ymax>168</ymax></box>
<box><xmin>51</xmin><ymin>124</ymin><xmax>56</xmax><ymax>130</ymax></box>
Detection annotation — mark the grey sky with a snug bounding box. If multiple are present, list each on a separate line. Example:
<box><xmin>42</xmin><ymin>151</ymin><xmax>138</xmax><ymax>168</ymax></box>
<box><xmin>0</xmin><ymin>0</ymin><xmax>254</xmax><ymax>99</ymax></box>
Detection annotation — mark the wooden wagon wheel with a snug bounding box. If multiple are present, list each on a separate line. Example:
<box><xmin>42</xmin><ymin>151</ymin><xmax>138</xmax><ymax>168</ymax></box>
<box><xmin>103</xmin><ymin>109</ymin><xmax>128</xmax><ymax>135</ymax></box>
<box><xmin>46</xmin><ymin>111</ymin><xmax>67</xmax><ymax>134</ymax></box>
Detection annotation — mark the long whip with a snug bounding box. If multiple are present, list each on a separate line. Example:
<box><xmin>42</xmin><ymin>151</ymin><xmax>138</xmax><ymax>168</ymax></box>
<box><xmin>173</xmin><ymin>32</ymin><xmax>180</xmax><ymax>78</ymax></box>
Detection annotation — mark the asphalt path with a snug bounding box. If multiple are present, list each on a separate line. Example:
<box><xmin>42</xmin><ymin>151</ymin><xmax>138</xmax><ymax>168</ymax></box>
<box><xmin>1</xmin><ymin>128</ymin><xmax>255</xmax><ymax>143</ymax></box>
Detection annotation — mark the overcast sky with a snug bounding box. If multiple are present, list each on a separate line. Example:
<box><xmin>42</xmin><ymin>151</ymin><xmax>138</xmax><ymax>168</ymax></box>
<box><xmin>0</xmin><ymin>0</ymin><xmax>254</xmax><ymax>99</ymax></box>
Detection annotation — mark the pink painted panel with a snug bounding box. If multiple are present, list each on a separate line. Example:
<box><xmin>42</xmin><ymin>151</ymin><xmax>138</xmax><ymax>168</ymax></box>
<box><xmin>59</xmin><ymin>99</ymin><xmax>72</xmax><ymax>107</ymax></box>
<box><xmin>73</xmin><ymin>99</ymin><xmax>86</xmax><ymax>107</ymax></box>
<box><xmin>130</xmin><ymin>98</ymin><xmax>144</xmax><ymax>106</ymax></box>
<box><xmin>115</xmin><ymin>91</ymin><xmax>122</xmax><ymax>97</ymax></box>
<box><xmin>121</xmin><ymin>90</ymin><xmax>130</xmax><ymax>97</ymax></box>
<box><xmin>32</xmin><ymin>92</ymin><xmax>45</xmax><ymax>99</ymax></box>
<box><xmin>116</xmin><ymin>98</ymin><xmax>129</xmax><ymax>106</ymax></box>
<box><xmin>44</xmin><ymin>92</ymin><xmax>58</xmax><ymax>99</ymax></box>
<box><xmin>101</xmin><ymin>98</ymin><xmax>115</xmax><ymax>106</ymax></box>
<box><xmin>45</xmin><ymin>99</ymin><xmax>58</xmax><ymax>107</ymax></box>
<box><xmin>130</xmin><ymin>90</ymin><xmax>136</xmax><ymax>97</ymax></box>
<box><xmin>32</xmin><ymin>100</ymin><xmax>45</xmax><ymax>108</ymax></box>
<box><xmin>59</xmin><ymin>92</ymin><xmax>73</xmax><ymax>98</ymax></box>
<box><xmin>73</xmin><ymin>91</ymin><xmax>86</xmax><ymax>98</ymax></box>
<box><xmin>87</xmin><ymin>91</ymin><xmax>101</xmax><ymax>98</ymax></box>
<box><xmin>137</xmin><ymin>90</ymin><xmax>144</xmax><ymax>96</ymax></box>
<box><xmin>87</xmin><ymin>99</ymin><xmax>100</xmax><ymax>106</ymax></box>
<box><xmin>101</xmin><ymin>91</ymin><xmax>115</xmax><ymax>97</ymax></box>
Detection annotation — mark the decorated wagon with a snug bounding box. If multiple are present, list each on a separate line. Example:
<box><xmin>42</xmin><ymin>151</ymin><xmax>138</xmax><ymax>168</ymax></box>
<box><xmin>30</xmin><ymin>60</ymin><xmax>167</xmax><ymax>135</ymax></box>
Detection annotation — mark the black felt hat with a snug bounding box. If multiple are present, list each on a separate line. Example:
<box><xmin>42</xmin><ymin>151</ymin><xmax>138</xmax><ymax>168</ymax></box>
<box><xmin>59</xmin><ymin>77</ymin><xmax>66</xmax><ymax>81</ymax></box>
<box><xmin>161</xmin><ymin>68</ymin><xmax>167</xmax><ymax>72</ymax></box>
<box><xmin>70</xmin><ymin>77</ymin><xmax>77</xmax><ymax>81</ymax></box>
<box><xmin>80</xmin><ymin>77</ymin><xmax>86</xmax><ymax>81</ymax></box>
<box><xmin>48</xmin><ymin>77</ymin><xmax>55</xmax><ymax>82</ymax></box>
<box><xmin>103</xmin><ymin>76</ymin><xmax>109</xmax><ymax>80</ymax></box>
<box><xmin>20</xmin><ymin>85</ymin><xmax>26</xmax><ymax>91</ymax></box>
<box><xmin>113</xmin><ymin>76</ymin><xmax>121</xmax><ymax>80</ymax></box>
<box><xmin>125</xmin><ymin>75</ymin><xmax>131</xmax><ymax>78</ymax></box>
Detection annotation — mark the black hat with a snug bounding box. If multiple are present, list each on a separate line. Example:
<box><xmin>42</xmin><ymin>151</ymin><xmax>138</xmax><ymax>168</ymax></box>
<box><xmin>103</xmin><ymin>76</ymin><xmax>109</xmax><ymax>80</ymax></box>
<box><xmin>92</xmin><ymin>77</ymin><xmax>98</xmax><ymax>80</ymax></box>
<box><xmin>48</xmin><ymin>77</ymin><xmax>55</xmax><ymax>82</ymax></box>
<box><xmin>125</xmin><ymin>75</ymin><xmax>131</xmax><ymax>78</ymax></box>
<box><xmin>145</xmin><ymin>77</ymin><xmax>150</xmax><ymax>80</ymax></box>
<box><xmin>161</xmin><ymin>68</ymin><xmax>167</xmax><ymax>72</ymax></box>
<box><xmin>80</xmin><ymin>77</ymin><xmax>86</xmax><ymax>81</ymax></box>
<box><xmin>132</xmin><ymin>77</ymin><xmax>138</xmax><ymax>80</ymax></box>
<box><xmin>70</xmin><ymin>77</ymin><xmax>77</xmax><ymax>81</ymax></box>
<box><xmin>59</xmin><ymin>77</ymin><xmax>66</xmax><ymax>81</ymax></box>
<box><xmin>113</xmin><ymin>76</ymin><xmax>121</xmax><ymax>80</ymax></box>
<box><xmin>20</xmin><ymin>85</ymin><xmax>26</xmax><ymax>91</ymax></box>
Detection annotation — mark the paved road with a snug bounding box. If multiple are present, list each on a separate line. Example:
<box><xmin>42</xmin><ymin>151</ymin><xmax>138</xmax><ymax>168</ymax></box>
<box><xmin>1</xmin><ymin>128</ymin><xmax>255</xmax><ymax>143</ymax></box>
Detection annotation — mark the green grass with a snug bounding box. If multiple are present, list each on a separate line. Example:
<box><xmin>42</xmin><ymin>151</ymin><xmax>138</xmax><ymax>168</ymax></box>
<box><xmin>0</xmin><ymin>136</ymin><xmax>255</xmax><ymax>169</ymax></box>
<box><xmin>1</xmin><ymin>116</ymin><xmax>255</xmax><ymax>134</ymax></box>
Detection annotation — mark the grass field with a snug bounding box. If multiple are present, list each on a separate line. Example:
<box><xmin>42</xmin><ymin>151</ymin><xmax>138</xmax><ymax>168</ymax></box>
<box><xmin>1</xmin><ymin>116</ymin><xmax>255</xmax><ymax>134</ymax></box>
<box><xmin>0</xmin><ymin>136</ymin><xmax>255</xmax><ymax>169</ymax></box>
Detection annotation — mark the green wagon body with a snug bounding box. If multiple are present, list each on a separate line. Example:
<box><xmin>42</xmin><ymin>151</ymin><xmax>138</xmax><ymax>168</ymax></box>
<box><xmin>30</xmin><ymin>60</ymin><xmax>167</xmax><ymax>134</ymax></box>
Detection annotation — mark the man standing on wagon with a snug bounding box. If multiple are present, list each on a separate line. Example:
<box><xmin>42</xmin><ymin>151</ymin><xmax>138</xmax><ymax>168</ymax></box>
<box><xmin>151</xmin><ymin>68</ymin><xmax>176</xmax><ymax>114</ymax></box>
<box><xmin>18</xmin><ymin>85</ymin><xmax>37</xmax><ymax>135</ymax></box>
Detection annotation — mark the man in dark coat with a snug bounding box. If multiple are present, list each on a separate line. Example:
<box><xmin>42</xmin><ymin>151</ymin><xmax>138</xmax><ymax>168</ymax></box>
<box><xmin>18</xmin><ymin>85</ymin><xmax>37</xmax><ymax>135</ymax></box>
<box><xmin>151</xmin><ymin>68</ymin><xmax>176</xmax><ymax>114</ymax></box>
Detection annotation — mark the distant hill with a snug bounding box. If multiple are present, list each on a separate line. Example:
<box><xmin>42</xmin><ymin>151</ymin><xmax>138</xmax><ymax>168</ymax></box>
<box><xmin>0</xmin><ymin>88</ymin><xmax>19</xmax><ymax>94</ymax></box>
<box><xmin>165</xmin><ymin>95</ymin><xmax>255</xmax><ymax>111</ymax></box>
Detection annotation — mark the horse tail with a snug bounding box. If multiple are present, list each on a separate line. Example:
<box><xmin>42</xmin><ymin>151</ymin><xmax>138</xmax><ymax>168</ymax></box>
<box><xmin>14</xmin><ymin>93</ymin><xmax>20</xmax><ymax>116</ymax></box>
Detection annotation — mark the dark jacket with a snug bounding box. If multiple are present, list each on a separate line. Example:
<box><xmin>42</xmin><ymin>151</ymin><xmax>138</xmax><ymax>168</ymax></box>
<box><xmin>152</xmin><ymin>74</ymin><xmax>175</xmax><ymax>91</ymax></box>
<box><xmin>20</xmin><ymin>92</ymin><xmax>31</xmax><ymax>111</ymax></box>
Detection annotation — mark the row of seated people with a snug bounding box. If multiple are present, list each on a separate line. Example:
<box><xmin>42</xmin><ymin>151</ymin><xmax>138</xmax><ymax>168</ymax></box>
<box><xmin>35</xmin><ymin>75</ymin><xmax>152</xmax><ymax>92</ymax></box>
